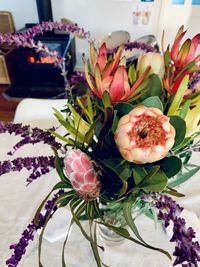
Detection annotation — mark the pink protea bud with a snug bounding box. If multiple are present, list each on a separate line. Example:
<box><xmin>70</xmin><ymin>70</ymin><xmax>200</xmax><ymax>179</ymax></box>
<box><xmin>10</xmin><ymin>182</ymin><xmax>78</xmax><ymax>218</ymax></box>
<box><xmin>64</xmin><ymin>149</ymin><xmax>101</xmax><ymax>200</ymax></box>
<box><xmin>114</xmin><ymin>106</ymin><xmax>175</xmax><ymax>164</ymax></box>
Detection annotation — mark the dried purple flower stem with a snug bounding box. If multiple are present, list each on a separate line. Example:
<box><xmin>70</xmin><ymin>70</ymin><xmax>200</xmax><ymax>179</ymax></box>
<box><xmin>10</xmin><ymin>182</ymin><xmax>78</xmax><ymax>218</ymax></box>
<box><xmin>189</xmin><ymin>72</ymin><xmax>200</xmax><ymax>91</ymax></box>
<box><xmin>68</xmin><ymin>71</ymin><xmax>86</xmax><ymax>86</ymax></box>
<box><xmin>153</xmin><ymin>193</ymin><xmax>200</xmax><ymax>267</ymax></box>
<box><xmin>5</xmin><ymin>190</ymin><xmax>64</xmax><ymax>267</ymax></box>
<box><xmin>0</xmin><ymin>156</ymin><xmax>55</xmax><ymax>185</ymax></box>
<box><xmin>0</xmin><ymin>122</ymin><xmax>61</xmax><ymax>155</ymax></box>
<box><xmin>108</xmin><ymin>41</ymin><xmax>156</xmax><ymax>54</ymax></box>
<box><xmin>0</xmin><ymin>21</ymin><xmax>91</xmax><ymax>47</ymax></box>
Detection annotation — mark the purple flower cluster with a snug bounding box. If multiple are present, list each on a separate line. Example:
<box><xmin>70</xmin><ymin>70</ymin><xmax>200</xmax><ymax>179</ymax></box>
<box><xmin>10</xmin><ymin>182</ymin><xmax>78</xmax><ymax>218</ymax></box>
<box><xmin>0</xmin><ymin>156</ymin><xmax>55</xmax><ymax>184</ymax></box>
<box><xmin>0</xmin><ymin>21</ymin><xmax>91</xmax><ymax>47</ymax></box>
<box><xmin>154</xmin><ymin>193</ymin><xmax>200</xmax><ymax>267</ymax></box>
<box><xmin>68</xmin><ymin>71</ymin><xmax>86</xmax><ymax>86</ymax></box>
<box><xmin>124</xmin><ymin>41</ymin><xmax>156</xmax><ymax>52</ymax></box>
<box><xmin>0</xmin><ymin>122</ymin><xmax>61</xmax><ymax>155</ymax></box>
<box><xmin>0</xmin><ymin>21</ymin><xmax>91</xmax><ymax>68</ymax></box>
<box><xmin>188</xmin><ymin>72</ymin><xmax>200</xmax><ymax>92</ymax></box>
<box><xmin>5</xmin><ymin>190</ymin><xmax>64</xmax><ymax>267</ymax></box>
<box><xmin>108</xmin><ymin>41</ymin><xmax>156</xmax><ymax>54</ymax></box>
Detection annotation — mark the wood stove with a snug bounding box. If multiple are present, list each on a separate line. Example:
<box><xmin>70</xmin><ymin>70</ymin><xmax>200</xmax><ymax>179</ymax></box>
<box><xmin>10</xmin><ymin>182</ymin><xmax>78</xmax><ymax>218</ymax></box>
<box><xmin>4</xmin><ymin>0</ymin><xmax>76</xmax><ymax>99</ymax></box>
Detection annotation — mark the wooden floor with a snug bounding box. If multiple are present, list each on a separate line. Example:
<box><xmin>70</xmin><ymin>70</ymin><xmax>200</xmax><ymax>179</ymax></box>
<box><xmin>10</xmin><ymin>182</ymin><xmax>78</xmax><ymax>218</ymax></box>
<box><xmin>0</xmin><ymin>85</ymin><xmax>19</xmax><ymax>122</ymax></box>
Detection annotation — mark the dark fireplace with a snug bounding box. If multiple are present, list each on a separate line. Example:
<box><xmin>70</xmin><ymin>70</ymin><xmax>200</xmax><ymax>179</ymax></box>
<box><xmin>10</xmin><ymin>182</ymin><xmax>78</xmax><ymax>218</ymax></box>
<box><xmin>4</xmin><ymin>0</ymin><xmax>76</xmax><ymax>100</ymax></box>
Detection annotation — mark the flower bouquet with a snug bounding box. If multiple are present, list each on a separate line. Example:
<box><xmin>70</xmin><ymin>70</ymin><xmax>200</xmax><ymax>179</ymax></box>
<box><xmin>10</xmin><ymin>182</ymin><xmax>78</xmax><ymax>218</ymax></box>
<box><xmin>1</xmin><ymin>23</ymin><xmax>200</xmax><ymax>267</ymax></box>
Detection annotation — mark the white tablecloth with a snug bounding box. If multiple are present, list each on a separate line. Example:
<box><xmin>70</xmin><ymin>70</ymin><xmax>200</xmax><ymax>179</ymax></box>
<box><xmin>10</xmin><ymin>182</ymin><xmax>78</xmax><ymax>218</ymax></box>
<box><xmin>0</xmin><ymin>131</ymin><xmax>200</xmax><ymax>267</ymax></box>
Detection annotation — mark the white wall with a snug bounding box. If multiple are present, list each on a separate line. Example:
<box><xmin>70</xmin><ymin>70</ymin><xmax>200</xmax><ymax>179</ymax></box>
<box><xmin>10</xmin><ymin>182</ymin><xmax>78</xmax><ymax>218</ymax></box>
<box><xmin>1</xmin><ymin>0</ymin><xmax>200</xmax><ymax>69</ymax></box>
<box><xmin>0</xmin><ymin>0</ymin><xmax>38</xmax><ymax>30</ymax></box>
<box><xmin>51</xmin><ymin>0</ymin><xmax>162</xmax><ymax>69</ymax></box>
<box><xmin>157</xmin><ymin>0</ymin><xmax>200</xmax><ymax>49</ymax></box>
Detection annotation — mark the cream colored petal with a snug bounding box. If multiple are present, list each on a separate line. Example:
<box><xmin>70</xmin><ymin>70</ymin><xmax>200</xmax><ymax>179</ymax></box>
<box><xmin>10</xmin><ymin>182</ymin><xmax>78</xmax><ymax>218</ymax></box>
<box><xmin>115</xmin><ymin>132</ymin><xmax>130</xmax><ymax>148</ymax></box>
<box><xmin>162</xmin><ymin>122</ymin><xmax>171</xmax><ymax>132</ymax></box>
<box><xmin>119</xmin><ymin>148</ymin><xmax>133</xmax><ymax>162</ymax></box>
<box><xmin>129</xmin><ymin>106</ymin><xmax>146</xmax><ymax>116</ymax></box>
<box><xmin>118</xmin><ymin>115</ymin><xmax>130</xmax><ymax>127</ymax></box>
<box><xmin>165</xmin><ymin>138</ymin><xmax>175</xmax><ymax>150</ymax></box>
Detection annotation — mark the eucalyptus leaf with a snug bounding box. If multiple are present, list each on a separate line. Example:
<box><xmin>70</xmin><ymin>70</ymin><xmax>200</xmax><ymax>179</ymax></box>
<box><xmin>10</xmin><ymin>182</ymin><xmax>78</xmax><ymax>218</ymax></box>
<box><xmin>169</xmin><ymin>116</ymin><xmax>186</xmax><ymax>149</ymax></box>
<box><xmin>140</xmin><ymin>169</ymin><xmax>168</xmax><ymax>193</ymax></box>
<box><xmin>145</xmin><ymin>74</ymin><xmax>163</xmax><ymax>97</ymax></box>
<box><xmin>101</xmin><ymin>159</ymin><xmax>132</xmax><ymax>180</ymax></box>
<box><xmin>158</xmin><ymin>156</ymin><xmax>182</xmax><ymax>178</ymax></box>
<box><xmin>133</xmin><ymin>166</ymin><xmax>147</xmax><ymax>185</ymax></box>
<box><xmin>141</xmin><ymin>96</ymin><xmax>163</xmax><ymax>111</ymax></box>
<box><xmin>115</xmin><ymin>102</ymin><xmax>134</xmax><ymax>117</ymax></box>
<box><xmin>169</xmin><ymin>165</ymin><xmax>200</xmax><ymax>188</ymax></box>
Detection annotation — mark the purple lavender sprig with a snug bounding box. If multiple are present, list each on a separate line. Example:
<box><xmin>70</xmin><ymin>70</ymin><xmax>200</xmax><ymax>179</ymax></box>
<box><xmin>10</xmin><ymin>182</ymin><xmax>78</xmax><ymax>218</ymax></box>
<box><xmin>188</xmin><ymin>72</ymin><xmax>200</xmax><ymax>92</ymax></box>
<box><xmin>0</xmin><ymin>122</ymin><xmax>61</xmax><ymax>155</ymax></box>
<box><xmin>0</xmin><ymin>156</ymin><xmax>55</xmax><ymax>184</ymax></box>
<box><xmin>0</xmin><ymin>21</ymin><xmax>91</xmax><ymax>47</ymax></box>
<box><xmin>5</xmin><ymin>190</ymin><xmax>64</xmax><ymax>267</ymax></box>
<box><xmin>154</xmin><ymin>193</ymin><xmax>200</xmax><ymax>267</ymax></box>
<box><xmin>108</xmin><ymin>41</ymin><xmax>156</xmax><ymax>54</ymax></box>
<box><xmin>68</xmin><ymin>71</ymin><xmax>86</xmax><ymax>87</ymax></box>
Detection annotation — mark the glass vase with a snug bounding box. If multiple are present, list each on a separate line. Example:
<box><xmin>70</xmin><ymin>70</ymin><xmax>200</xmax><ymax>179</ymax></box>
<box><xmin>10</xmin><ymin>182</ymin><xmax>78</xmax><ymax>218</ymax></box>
<box><xmin>98</xmin><ymin>208</ymin><xmax>125</xmax><ymax>246</ymax></box>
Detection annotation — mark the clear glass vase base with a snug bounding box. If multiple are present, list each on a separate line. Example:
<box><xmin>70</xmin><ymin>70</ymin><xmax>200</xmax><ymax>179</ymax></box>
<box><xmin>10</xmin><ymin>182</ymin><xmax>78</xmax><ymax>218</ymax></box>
<box><xmin>98</xmin><ymin>224</ymin><xmax>125</xmax><ymax>246</ymax></box>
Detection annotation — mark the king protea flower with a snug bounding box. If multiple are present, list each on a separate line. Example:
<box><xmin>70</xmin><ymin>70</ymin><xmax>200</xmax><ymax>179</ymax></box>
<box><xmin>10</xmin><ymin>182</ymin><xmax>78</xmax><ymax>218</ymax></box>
<box><xmin>64</xmin><ymin>149</ymin><xmax>101</xmax><ymax>200</ymax></box>
<box><xmin>84</xmin><ymin>43</ymin><xmax>150</xmax><ymax>104</ymax></box>
<box><xmin>114</xmin><ymin>106</ymin><xmax>175</xmax><ymax>164</ymax></box>
<box><xmin>170</xmin><ymin>26</ymin><xmax>200</xmax><ymax>69</ymax></box>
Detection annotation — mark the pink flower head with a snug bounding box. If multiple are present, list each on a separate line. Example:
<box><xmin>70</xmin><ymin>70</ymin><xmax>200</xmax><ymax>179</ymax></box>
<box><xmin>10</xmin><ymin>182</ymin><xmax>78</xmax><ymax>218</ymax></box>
<box><xmin>64</xmin><ymin>149</ymin><xmax>101</xmax><ymax>200</ymax></box>
<box><xmin>84</xmin><ymin>43</ymin><xmax>150</xmax><ymax>104</ymax></box>
<box><xmin>115</xmin><ymin>106</ymin><xmax>175</xmax><ymax>164</ymax></box>
<box><xmin>170</xmin><ymin>26</ymin><xmax>200</xmax><ymax>68</ymax></box>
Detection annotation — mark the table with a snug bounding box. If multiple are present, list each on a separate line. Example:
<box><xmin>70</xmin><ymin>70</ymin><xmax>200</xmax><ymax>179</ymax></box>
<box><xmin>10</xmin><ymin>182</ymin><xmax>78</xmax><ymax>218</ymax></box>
<box><xmin>0</xmin><ymin>127</ymin><xmax>200</xmax><ymax>267</ymax></box>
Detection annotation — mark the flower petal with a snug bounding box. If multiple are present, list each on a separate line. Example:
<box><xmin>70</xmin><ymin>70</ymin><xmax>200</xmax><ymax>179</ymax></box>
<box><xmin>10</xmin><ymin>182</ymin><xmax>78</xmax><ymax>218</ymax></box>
<box><xmin>171</xmin><ymin>30</ymin><xmax>186</xmax><ymax>62</ymax></box>
<box><xmin>109</xmin><ymin>66</ymin><xmax>125</xmax><ymax>102</ymax></box>
<box><xmin>97</xmin><ymin>43</ymin><xmax>107</xmax><ymax>71</ymax></box>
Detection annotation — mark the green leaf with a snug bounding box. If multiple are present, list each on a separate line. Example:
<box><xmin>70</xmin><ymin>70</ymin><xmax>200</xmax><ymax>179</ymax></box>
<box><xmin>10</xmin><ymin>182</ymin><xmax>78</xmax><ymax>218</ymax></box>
<box><xmin>97</xmin><ymin>221</ymin><xmax>171</xmax><ymax>260</ymax></box>
<box><xmin>102</xmin><ymin>91</ymin><xmax>112</xmax><ymax>108</ymax></box>
<box><xmin>48</xmin><ymin>130</ymin><xmax>74</xmax><ymax>145</ymax></box>
<box><xmin>169</xmin><ymin>165</ymin><xmax>200</xmax><ymax>188</ymax></box>
<box><xmin>53</xmin><ymin>148</ymin><xmax>69</xmax><ymax>183</ymax></box>
<box><xmin>164</xmin><ymin>46</ymin><xmax>170</xmax><ymax>68</ymax></box>
<box><xmin>158</xmin><ymin>156</ymin><xmax>182</xmax><ymax>178</ymax></box>
<box><xmin>111</xmin><ymin>110</ymin><xmax>119</xmax><ymax>133</ymax></box>
<box><xmin>115</xmin><ymin>102</ymin><xmax>134</xmax><ymax>117</ymax></box>
<box><xmin>123</xmin><ymin>195</ymin><xmax>147</xmax><ymax>244</ymax></box>
<box><xmin>140</xmin><ymin>169</ymin><xmax>168</xmax><ymax>193</ymax></box>
<box><xmin>133</xmin><ymin>166</ymin><xmax>147</xmax><ymax>185</ymax></box>
<box><xmin>101</xmin><ymin>159</ymin><xmax>132</xmax><ymax>180</ymax></box>
<box><xmin>38</xmin><ymin>193</ymin><xmax>66</xmax><ymax>267</ymax></box>
<box><xmin>118</xmin><ymin>181</ymin><xmax>128</xmax><ymax>198</ymax></box>
<box><xmin>146</xmin><ymin>74</ymin><xmax>163</xmax><ymax>97</ymax></box>
<box><xmin>128</xmin><ymin>64</ymin><xmax>136</xmax><ymax>85</ymax></box>
<box><xmin>62</xmin><ymin>220</ymin><xmax>73</xmax><ymax>267</ymax></box>
<box><xmin>169</xmin><ymin>116</ymin><xmax>186</xmax><ymax>149</ymax></box>
<box><xmin>179</xmin><ymin>99</ymin><xmax>191</xmax><ymax>119</ymax></box>
<box><xmin>141</xmin><ymin>96</ymin><xmax>163</xmax><ymax>111</ymax></box>
<box><xmin>167</xmin><ymin>75</ymin><xmax>189</xmax><ymax>116</ymax></box>
<box><xmin>52</xmin><ymin>181</ymin><xmax>71</xmax><ymax>190</ymax></box>
<box><xmin>165</xmin><ymin>187</ymin><xmax>185</xmax><ymax>197</ymax></box>
<box><xmin>90</xmin><ymin>223</ymin><xmax>102</xmax><ymax>267</ymax></box>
